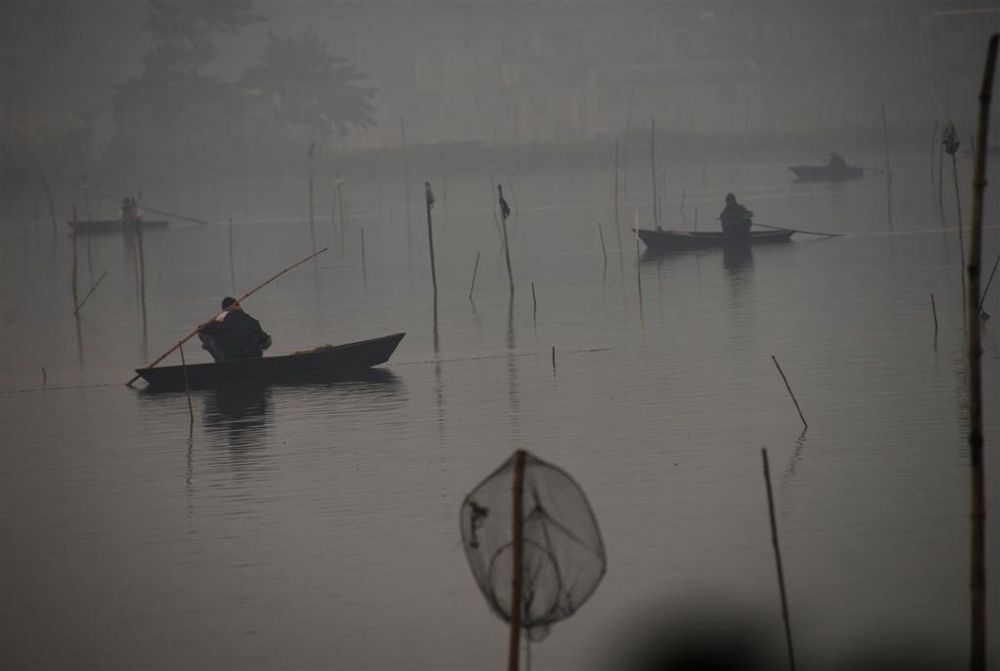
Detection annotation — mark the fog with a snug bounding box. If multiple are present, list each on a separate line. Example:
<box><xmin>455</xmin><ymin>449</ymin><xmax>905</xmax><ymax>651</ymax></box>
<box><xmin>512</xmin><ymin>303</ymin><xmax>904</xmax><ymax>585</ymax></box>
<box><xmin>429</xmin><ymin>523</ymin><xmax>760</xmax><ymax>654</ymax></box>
<box><xmin>2</xmin><ymin>1</ymin><xmax>999</xmax><ymax>213</ymax></box>
<box><xmin>2</xmin><ymin>4</ymin><xmax>999</xmax><ymax>670</ymax></box>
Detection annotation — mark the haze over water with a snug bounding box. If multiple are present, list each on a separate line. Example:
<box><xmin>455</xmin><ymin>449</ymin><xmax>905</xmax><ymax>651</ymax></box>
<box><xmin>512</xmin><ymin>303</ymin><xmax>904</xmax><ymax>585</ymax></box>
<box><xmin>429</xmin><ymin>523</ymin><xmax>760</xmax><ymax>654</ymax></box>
<box><xmin>2</xmin><ymin>145</ymin><xmax>998</xmax><ymax>669</ymax></box>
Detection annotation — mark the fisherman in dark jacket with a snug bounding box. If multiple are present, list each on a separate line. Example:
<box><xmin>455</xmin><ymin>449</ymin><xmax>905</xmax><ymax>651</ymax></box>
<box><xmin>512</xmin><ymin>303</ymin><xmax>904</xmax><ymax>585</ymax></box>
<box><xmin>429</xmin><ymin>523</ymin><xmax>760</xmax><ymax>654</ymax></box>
<box><xmin>198</xmin><ymin>297</ymin><xmax>272</xmax><ymax>362</ymax></box>
<box><xmin>719</xmin><ymin>193</ymin><xmax>753</xmax><ymax>237</ymax></box>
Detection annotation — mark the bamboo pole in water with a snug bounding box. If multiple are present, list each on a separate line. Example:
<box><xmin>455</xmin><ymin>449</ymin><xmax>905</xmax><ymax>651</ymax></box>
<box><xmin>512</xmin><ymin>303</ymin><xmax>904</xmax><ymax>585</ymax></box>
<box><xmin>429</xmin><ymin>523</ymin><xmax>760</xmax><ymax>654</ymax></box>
<box><xmin>650</xmin><ymin>118</ymin><xmax>659</xmax><ymax>229</ymax></box>
<box><xmin>468</xmin><ymin>251</ymin><xmax>480</xmax><ymax>301</ymax></box>
<box><xmin>179</xmin><ymin>341</ymin><xmax>194</xmax><ymax>436</ymax></box>
<box><xmin>613</xmin><ymin>140</ymin><xmax>621</xmax><ymax>248</ymax></box>
<box><xmin>75</xmin><ymin>270</ymin><xmax>108</xmax><ymax>315</ymax></box>
<box><xmin>228</xmin><ymin>217</ymin><xmax>235</xmax><ymax>293</ymax></box>
<box><xmin>930</xmin><ymin>293</ymin><xmax>939</xmax><ymax>336</ymax></box>
<box><xmin>771</xmin><ymin>355</ymin><xmax>807</xmax><ymax>429</ymax></box>
<box><xmin>761</xmin><ymin>448</ymin><xmax>797</xmax><ymax>671</ymax></box>
<box><xmin>361</xmin><ymin>227</ymin><xmax>367</xmax><ymax>281</ymax></box>
<box><xmin>949</xmin><ymin>149</ymin><xmax>968</xmax><ymax>312</ymax></box>
<box><xmin>507</xmin><ymin>449</ymin><xmax>526</xmax><ymax>671</ymax></box>
<box><xmin>597</xmin><ymin>223</ymin><xmax>608</xmax><ymax>269</ymax></box>
<box><xmin>307</xmin><ymin>142</ymin><xmax>316</xmax><ymax>251</ymax></box>
<box><xmin>71</xmin><ymin>207</ymin><xmax>79</xmax><ymax>310</ymax></box>
<box><xmin>980</xmin><ymin>252</ymin><xmax>999</xmax><ymax>316</ymax></box>
<box><xmin>634</xmin><ymin>210</ymin><xmax>643</xmax><ymax>323</ymax></box>
<box><xmin>939</xmin><ymin>139</ymin><xmax>946</xmax><ymax>224</ymax></box>
<box><xmin>136</xmin><ymin>212</ymin><xmax>148</xmax><ymax>336</ymax></box>
<box><xmin>880</xmin><ymin>101</ymin><xmax>893</xmax><ymax>227</ymax></box>
<box><xmin>501</xmin><ymin>207</ymin><xmax>514</xmax><ymax>297</ymax></box>
<box><xmin>125</xmin><ymin>247</ymin><xmax>328</xmax><ymax>386</ymax></box>
<box><xmin>531</xmin><ymin>282</ymin><xmax>537</xmax><ymax>321</ymax></box>
<box><xmin>966</xmin><ymin>32</ymin><xmax>996</xmax><ymax>671</ymax></box>
<box><xmin>41</xmin><ymin>174</ymin><xmax>57</xmax><ymax>243</ymax></box>
<box><xmin>336</xmin><ymin>172</ymin><xmax>345</xmax><ymax>254</ymax></box>
<box><xmin>425</xmin><ymin>182</ymin><xmax>438</xmax><ymax>298</ymax></box>
<box><xmin>401</xmin><ymin>117</ymin><xmax>412</xmax><ymax>261</ymax></box>
<box><xmin>930</xmin><ymin>122</ymin><xmax>938</xmax><ymax>196</ymax></box>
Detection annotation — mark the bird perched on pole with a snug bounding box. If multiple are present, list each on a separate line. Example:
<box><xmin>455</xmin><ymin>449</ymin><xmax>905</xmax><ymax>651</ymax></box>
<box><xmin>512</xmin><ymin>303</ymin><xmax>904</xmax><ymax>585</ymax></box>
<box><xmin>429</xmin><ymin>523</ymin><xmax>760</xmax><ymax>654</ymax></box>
<box><xmin>498</xmin><ymin>184</ymin><xmax>511</xmax><ymax>221</ymax></box>
<box><xmin>425</xmin><ymin>181</ymin><xmax>436</xmax><ymax>210</ymax></box>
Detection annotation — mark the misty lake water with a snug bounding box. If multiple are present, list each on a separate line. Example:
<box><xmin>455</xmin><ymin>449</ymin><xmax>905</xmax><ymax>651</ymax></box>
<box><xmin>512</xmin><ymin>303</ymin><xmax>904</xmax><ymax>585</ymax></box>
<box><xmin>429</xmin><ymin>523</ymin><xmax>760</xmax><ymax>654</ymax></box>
<box><xmin>2</xmin><ymin>152</ymin><xmax>998</xmax><ymax>670</ymax></box>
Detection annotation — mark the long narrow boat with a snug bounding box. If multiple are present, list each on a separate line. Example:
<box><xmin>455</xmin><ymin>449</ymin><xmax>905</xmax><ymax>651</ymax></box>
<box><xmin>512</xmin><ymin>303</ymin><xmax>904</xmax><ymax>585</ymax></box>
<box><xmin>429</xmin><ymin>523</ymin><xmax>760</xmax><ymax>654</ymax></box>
<box><xmin>634</xmin><ymin>228</ymin><xmax>793</xmax><ymax>252</ymax></box>
<box><xmin>67</xmin><ymin>218</ymin><xmax>170</xmax><ymax>234</ymax></box>
<box><xmin>788</xmin><ymin>164</ymin><xmax>864</xmax><ymax>182</ymax></box>
<box><xmin>135</xmin><ymin>332</ymin><xmax>405</xmax><ymax>390</ymax></box>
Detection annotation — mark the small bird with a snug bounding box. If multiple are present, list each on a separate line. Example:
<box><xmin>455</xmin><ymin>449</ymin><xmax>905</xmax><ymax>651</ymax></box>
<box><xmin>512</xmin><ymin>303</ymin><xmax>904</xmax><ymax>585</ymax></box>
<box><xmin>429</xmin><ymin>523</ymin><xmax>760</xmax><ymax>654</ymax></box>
<box><xmin>425</xmin><ymin>181</ymin><xmax>435</xmax><ymax>209</ymax></box>
<box><xmin>498</xmin><ymin>184</ymin><xmax>511</xmax><ymax>220</ymax></box>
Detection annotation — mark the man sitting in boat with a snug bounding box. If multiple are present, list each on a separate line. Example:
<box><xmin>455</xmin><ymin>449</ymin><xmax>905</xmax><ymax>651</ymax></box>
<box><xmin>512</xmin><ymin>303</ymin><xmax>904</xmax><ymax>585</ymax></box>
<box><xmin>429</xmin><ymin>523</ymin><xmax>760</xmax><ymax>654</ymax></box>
<box><xmin>719</xmin><ymin>193</ymin><xmax>753</xmax><ymax>237</ymax></box>
<box><xmin>825</xmin><ymin>152</ymin><xmax>847</xmax><ymax>170</ymax></box>
<box><xmin>197</xmin><ymin>297</ymin><xmax>272</xmax><ymax>362</ymax></box>
<box><xmin>121</xmin><ymin>197</ymin><xmax>141</xmax><ymax>225</ymax></box>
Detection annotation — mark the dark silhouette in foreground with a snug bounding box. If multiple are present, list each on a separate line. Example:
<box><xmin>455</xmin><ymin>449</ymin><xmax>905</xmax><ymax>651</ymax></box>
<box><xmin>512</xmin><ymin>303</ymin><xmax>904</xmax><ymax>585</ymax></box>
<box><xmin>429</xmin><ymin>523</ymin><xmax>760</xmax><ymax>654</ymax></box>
<box><xmin>197</xmin><ymin>297</ymin><xmax>272</xmax><ymax>363</ymax></box>
<box><xmin>719</xmin><ymin>193</ymin><xmax>753</xmax><ymax>237</ymax></box>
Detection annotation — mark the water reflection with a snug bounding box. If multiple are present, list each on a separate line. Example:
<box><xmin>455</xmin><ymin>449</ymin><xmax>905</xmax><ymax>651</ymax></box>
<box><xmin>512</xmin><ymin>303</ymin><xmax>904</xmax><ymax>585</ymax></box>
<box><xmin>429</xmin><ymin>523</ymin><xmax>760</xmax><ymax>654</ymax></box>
<box><xmin>202</xmin><ymin>381</ymin><xmax>272</xmax><ymax>454</ymax></box>
<box><xmin>722</xmin><ymin>243</ymin><xmax>754</xmax><ymax>273</ymax></box>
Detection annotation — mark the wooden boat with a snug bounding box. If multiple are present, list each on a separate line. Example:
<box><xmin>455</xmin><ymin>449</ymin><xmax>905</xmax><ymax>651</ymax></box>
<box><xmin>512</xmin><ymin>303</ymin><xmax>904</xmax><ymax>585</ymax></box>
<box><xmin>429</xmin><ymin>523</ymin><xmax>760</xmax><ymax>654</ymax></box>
<box><xmin>788</xmin><ymin>164</ymin><xmax>864</xmax><ymax>182</ymax></box>
<box><xmin>634</xmin><ymin>228</ymin><xmax>793</xmax><ymax>252</ymax></box>
<box><xmin>67</xmin><ymin>218</ymin><xmax>169</xmax><ymax>234</ymax></box>
<box><xmin>135</xmin><ymin>332</ymin><xmax>405</xmax><ymax>390</ymax></box>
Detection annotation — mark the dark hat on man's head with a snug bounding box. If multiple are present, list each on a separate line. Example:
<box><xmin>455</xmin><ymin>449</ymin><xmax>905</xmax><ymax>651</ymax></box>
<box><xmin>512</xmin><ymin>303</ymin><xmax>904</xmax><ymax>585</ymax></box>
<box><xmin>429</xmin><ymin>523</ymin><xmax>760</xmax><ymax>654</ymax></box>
<box><xmin>221</xmin><ymin>297</ymin><xmax>238</xmax><ymax>309</ymax></box>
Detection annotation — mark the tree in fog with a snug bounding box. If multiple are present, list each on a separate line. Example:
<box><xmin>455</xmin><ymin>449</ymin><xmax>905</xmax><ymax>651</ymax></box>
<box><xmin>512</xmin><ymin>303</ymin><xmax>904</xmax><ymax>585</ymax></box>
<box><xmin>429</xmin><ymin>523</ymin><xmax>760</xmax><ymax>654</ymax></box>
<box><xmin>241</xmin><ymin>30</ymin><xmax>376</xmax><ymax>141</ymax></box>
<box><xmin>109</xmin><ymin>1</ymin><xmax>262</xmax><ymax>182</ymax></box>
<box><xmin>140</xmin><ymin>0</ymin><xmax>262</xmax><ymax>83</ymax></box>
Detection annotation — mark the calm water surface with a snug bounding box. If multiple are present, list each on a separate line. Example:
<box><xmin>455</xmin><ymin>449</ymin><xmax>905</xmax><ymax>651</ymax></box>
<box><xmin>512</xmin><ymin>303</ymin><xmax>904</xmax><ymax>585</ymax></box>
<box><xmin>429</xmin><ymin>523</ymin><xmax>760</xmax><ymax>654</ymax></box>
<box><xmin>2</xmin><ymin>153</ymin><xmax>999</xmax><ymax>670</ymax></box>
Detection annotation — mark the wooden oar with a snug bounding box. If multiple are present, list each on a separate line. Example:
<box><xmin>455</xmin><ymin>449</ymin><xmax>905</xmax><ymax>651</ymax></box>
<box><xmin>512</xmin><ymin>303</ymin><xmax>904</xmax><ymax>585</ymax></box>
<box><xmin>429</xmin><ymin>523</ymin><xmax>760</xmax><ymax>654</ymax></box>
<box><xmin>98</xmin><ymin>193</ymin><xmax>213</xmax><ymax>226</ymax></box>
<box><xmin>140</xmin><ymin>204</ymin><xmax>213</xmax><ymax>226</ymax></box>
<box><xmin>125</xmin><ymin>247</ymin><xmax>328</xmax><ymax>387</ymax></box>
<box><xmin>715</xmin><ymin>217</ymin><xmax>844</xmax><ymax>238</ymax></box>
<box><xmin>752</xmin><ymin>222</ymin><xmax>844</xmax><ymax>238</ymax></box>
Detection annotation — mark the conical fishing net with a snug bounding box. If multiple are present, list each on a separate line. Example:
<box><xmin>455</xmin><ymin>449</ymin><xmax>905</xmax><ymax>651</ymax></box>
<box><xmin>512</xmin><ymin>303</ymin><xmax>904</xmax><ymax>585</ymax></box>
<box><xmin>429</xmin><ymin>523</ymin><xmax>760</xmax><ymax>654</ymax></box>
<box><xmin>460</xmin><ymin>450</ymin><xmax>606</xmax><ymax>641</ymax></box>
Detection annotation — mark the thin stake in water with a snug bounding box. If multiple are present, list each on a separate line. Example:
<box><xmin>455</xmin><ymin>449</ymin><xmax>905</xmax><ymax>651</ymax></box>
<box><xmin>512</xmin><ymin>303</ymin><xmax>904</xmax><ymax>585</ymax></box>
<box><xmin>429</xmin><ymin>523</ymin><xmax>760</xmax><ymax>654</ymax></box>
<box><xmin>966</xmin><ymin>33</ymin><xmax>996</xmax><ymax>671</ymax></box>
<box><xmin>361</xmin><ymin>226</ymin><xmax>367</xmax><ymax>282</ymax></box>
<box><xmin>930</xmin><ymin>122</ymin><xmax>938</xmax><ymax>197</ymax></box>
<box><xmin>508</xmin><ymin>449</ymin><xmax>527</xmax><ymax>671</ymax></box>
<box><xmin>979</xmin><ymin>252</ymin><xmax>999</xmax><ymax>317</ymax></box>
<box><xmin>71</xmin><ymin>207</ymin><xmax>79</xmax><ymax>311</ymax></box>
<box><xmin>179</xmin><ymin>341</ymin><xmax>194</xmax><ymax>436</ymax></box>
<box><xmin>75</xmin><ymin>270</ymin><xmax>109</xmax><ymax>315</ymax></box>
<box><xmin>930</xmin><ymin>293</ymin><xmax>939</xmax><ymax>335</ymax></box>
<box><xmin>425</xmin><ymin>181</ymin><xmax>438</xmax><ymax>297</ymax></box>
<box><xmin>880</xmin><ymin>101</ymin><xmax>893</xmax><ymax>227</ymax></box>
<box><xmin>771</xmin><ymin>355</ymin><xmax>807</xmax><ymax>429</ymax></box>
<box><xmin>228</xmin><ymin>217</ymin><xmax>235</xmax><ymax>293</ymax></box>
<box><xmin>761</xmin><ymin>448</ymin><xmax>797</xmax><ymax>671</ymax></box>
<box><xmin>598</xmin><ymin>222</ymin><xmax>608</xmax><ymax>269</ymax></box>
<box><xmin>634</xmin><ymin>210</ymin><xmax>643</xmax><ymax>324</ymax></box>
<box><xmin>469</xmin><ymin>251</ymin><xmax>480</xmax><ymax>301</ymax></box>
<box><xmin>41</xmin><ymin>174</ymin><xmax>57</xmax><ymax>243</ymax></box>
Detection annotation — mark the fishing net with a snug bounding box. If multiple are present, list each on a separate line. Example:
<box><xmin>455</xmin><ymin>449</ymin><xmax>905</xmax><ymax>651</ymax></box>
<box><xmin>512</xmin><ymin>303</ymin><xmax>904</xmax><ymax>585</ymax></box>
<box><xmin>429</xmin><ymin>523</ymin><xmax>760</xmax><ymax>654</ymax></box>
<box><xmin>460</xmin><ymin>450</ymin><xmax>606</xmax><ymax>641</ymax></box>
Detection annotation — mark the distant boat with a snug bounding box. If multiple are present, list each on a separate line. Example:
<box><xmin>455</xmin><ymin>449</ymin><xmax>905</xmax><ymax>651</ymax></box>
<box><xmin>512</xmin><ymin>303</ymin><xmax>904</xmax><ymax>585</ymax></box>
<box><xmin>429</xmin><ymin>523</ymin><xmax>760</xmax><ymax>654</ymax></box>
<box><xmin>633</xmin><ymin>228</ymin><xmax>794</xmax><ymax>252</ymax></box>
<box><xmin>788</xmin><ymin>163</ymin><xmax>864</xmax><ymax>182</ymax></box>
<box><xmin>67</xmin><ymin>218</ymin><xmax>170</xmax><ymax>234</ymax></box>
<box><xmin>135</xmin><ymin>333</ymin><xmax>405</xmax><ymax>391</ymax></box>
